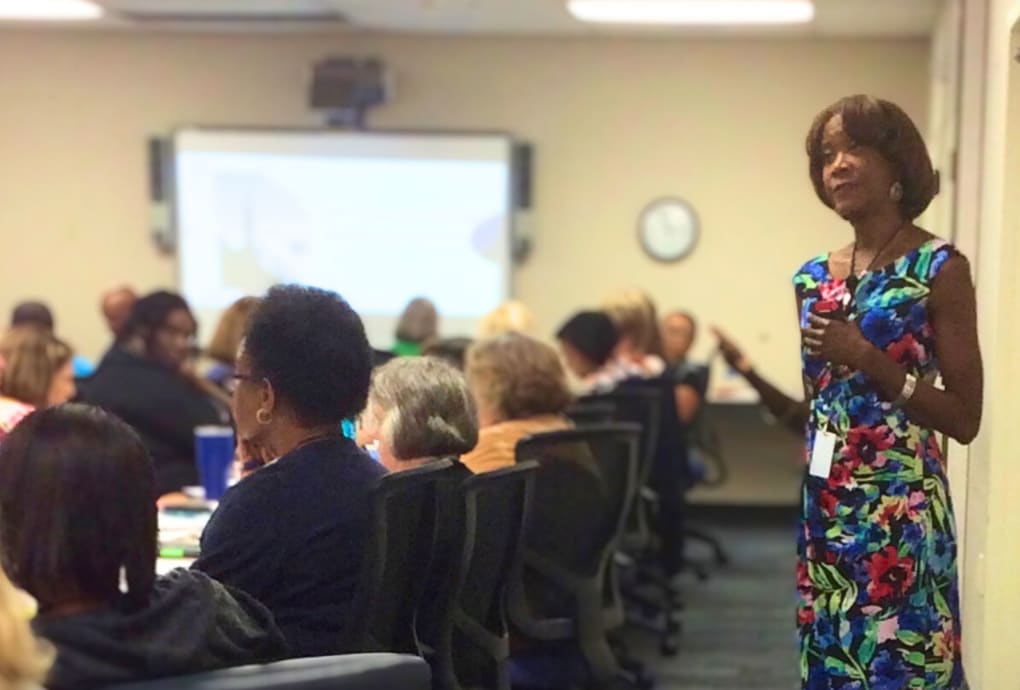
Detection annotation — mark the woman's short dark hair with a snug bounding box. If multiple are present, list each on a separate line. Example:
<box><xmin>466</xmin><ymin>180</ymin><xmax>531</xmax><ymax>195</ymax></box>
<box><xmin>395</xmin><ymin>297</ymin><xmax>438</xmax><ymax>345</ymax></box>
<box><xmin>466</xmin><ymin>333</ymin><xmax>573</xmax><ymax>421</ymax></box>
<box><xmin>124</xmin><ymin>291</ymin><xmax>196</xmax><ymax>350</ymax></box>
<box><xmin>806</xmin><ymin>95</ymin><xmax>937</xmax><ymax>220</ymax></box>
<box><xmin>0</xmin><ymin>404</ymin><xmax>156</xmax><ymax>612</ymax></box>
<box><xmin>244</xmin><ymin>285</ymin><xmax>372</xmax><ymax>427</ymax></box>
<box><xmin>556</xmin><ymin>311</ymin><xmax>619</xmax><ymax>367</ymax></box>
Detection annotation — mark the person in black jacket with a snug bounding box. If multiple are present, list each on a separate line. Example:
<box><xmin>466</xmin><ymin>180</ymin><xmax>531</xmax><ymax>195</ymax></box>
<box><xmin>0</xmin><ymin>405</ymin><xmax>286</xmax><ymax>690</ymax></box>
<box><xmin>193</xmin><ymin>285</ymin><xmax>385</xmax><ymax>658</ymax></box>
<box><xmin>78</xmin><ymin>291</ymin><xmax>225</xmax><ymax>497</ymax></box>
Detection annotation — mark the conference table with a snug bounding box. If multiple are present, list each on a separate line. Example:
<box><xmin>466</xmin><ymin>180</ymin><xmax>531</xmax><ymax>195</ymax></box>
<box><xmin>156</xmin><ymin>500</ymin><xmax>213</xmax><ymax>574</ymax></box>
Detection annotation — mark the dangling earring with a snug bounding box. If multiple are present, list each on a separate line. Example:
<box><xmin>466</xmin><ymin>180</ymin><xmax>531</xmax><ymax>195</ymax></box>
<box><xmin>256</xmin><ymin>409</ymin><xmax>273</xmax><ymax>425</ymax></box>
<box><xmin>890</xmin><ymin>181</ymin><xmax>904</xmax><ymax>202</ymax></box>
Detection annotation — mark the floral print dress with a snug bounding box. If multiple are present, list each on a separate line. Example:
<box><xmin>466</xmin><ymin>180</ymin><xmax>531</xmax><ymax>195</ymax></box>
<box><xmin>793</xmin><ymin>238</ymin><xmax>965</xmax><ymax>690</ymax></box>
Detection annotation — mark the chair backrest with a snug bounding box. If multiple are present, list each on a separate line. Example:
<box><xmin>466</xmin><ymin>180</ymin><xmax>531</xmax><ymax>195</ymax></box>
<box><xmin>428</xmin><ymin>462</ymin><xmax>537</xmax><ymax>690</ymax></box>
<box><xmin>415</xmin><ymin>462</ymin><xmax>472</xmax><ymax>658</ymax></box>
<box><xmin>102</xmin><ymin>654</ymin><xmax>431</xmax><ymax>690</ymax></box>
<box><xmin>616</xmin><ymin>374</ymin><xmax>690</xmax><ymax>493</ymax></box>
<box><xmin>679</xmin><ymin>363</ymin><xmax>729</xmax><ymax>486</ymax></box>
<box><xmin>578</xmin><ymin>386</ymin><xmax>661</xmax><ymax>487</ymax></box>
<box><xmin>345</xmin><ymin>459</ymin><xmax>453</xmax><ymax>654</ymax></box>
<box><xmin>513</xmin><ymin>425</ymin><xmax>640</xmax><ymax>607</ymax></box>
<box><xmin>565</xmin><ymin>401</ymin><xmax>616</xmax><ymax>427</ymax></box>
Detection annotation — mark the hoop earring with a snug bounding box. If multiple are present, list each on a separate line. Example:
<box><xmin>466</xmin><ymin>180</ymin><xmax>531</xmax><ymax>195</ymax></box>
<box><xmin>256</xmin><ymin>409</ymin><xmax>273</xmax><ymax>425</ymax></box>
<box><xmin>890</xmin><ymin>181</ymin><xmax>904</xmax><ymax>202</ymax></box>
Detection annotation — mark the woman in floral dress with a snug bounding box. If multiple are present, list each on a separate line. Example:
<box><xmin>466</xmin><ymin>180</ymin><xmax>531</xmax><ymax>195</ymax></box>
<box><xmin>715</xmin><ymin>95</ymin><xmax>982</xmax><ymax>690</ymax></box>
<box><xmin>795</xmin><ymin>96</ymin><xmax>983</xmax><ymax>689</ymax></box>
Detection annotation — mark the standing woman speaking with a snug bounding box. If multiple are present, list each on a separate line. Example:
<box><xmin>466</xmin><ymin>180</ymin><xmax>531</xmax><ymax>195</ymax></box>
<box><xmin>794</xmin><ymin>95</ymin><xmax>981</xmax><ymax>690</ymax></box>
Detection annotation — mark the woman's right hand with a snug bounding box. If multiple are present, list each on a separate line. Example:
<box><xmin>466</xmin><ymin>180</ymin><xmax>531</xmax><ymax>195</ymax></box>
<box><xmin>711</xmin><ymin>327</ymin><xmax>753</xmax><ymax>375</ymax></box>
<box><xmin>235</xmin><ymin>437</ymin><xmax>273</xmax><ymax>479</ymax></box>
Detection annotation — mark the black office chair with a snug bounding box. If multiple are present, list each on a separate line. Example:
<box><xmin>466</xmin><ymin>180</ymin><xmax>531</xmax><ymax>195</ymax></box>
<box><xmin>416</xmin><ymin>461</ymin><xmax>473</xmax><ymax>664</ymax></box>
<box><xmin>565</xmin><ymin>401</ymin><xmax>617</xmax><ymax>427</ymax></box>
<box><xmin>103</xmin><ymin>654</ymin><xmax>430</xmax><ymax>690</ymax></box>
<box><xmin>620</xmin><ymin>374</ymin><xmax>700</xmax><ymax>577</ymax></box>
<box><xmin>680</xmin><ymin>363</ymin><xmax>730</xmax><ymax>567</ymax></box>
<box><xmin>580</xmin><ymin>384</ymin><xmax>681</xmax><ymax>664</ymax></box>
<box><xmin>579</xmin><ymin>386</ymin><xmax>661</xmax><ymax>549</ymax></box>
<box><xmin>344</xmin><ymin>459</ymin><xmax>453</xmax><ymax>654</ymax></box>
<box><xmin>507</xmin><ymin>424</ymin><xmax>640</xmax><ymax>688</ymax></box>
<box><xmin>421</xmin><ymin>462</ymin><xmax>538</xmax><ymax>690</ymax></box>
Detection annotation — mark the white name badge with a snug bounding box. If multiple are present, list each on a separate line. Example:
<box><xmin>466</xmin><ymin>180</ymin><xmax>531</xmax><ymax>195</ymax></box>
<box><xmin>809</xmin><ymin>430</ymin><xmax>838</xmax><ymax>479</ymax></box>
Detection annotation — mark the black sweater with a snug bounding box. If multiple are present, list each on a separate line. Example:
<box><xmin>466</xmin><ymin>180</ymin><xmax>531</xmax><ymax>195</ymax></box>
<box><xmin>78</xmin><ymin>346</ymin><xmax>225</xmax><ymax>496</ymax></box>
<box><xmin>193</xmin><ymin>436</ymin><xmax>385</xmax><ymax>658</ymax></box>
<box><xmin>33</xmin><ymin>568</ymin><xmax>286</xmax><ymax>690</ymax></box>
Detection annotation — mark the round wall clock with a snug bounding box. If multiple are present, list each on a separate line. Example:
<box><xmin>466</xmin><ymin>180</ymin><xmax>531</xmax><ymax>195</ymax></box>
<box><xmin>638</xmin><ymin>198</ymin><xmax>699</xmax><ymax>263</ymax></box>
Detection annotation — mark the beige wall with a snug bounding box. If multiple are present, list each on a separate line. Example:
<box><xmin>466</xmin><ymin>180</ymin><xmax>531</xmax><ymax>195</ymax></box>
<box><xmin>0</xmin><ymin>30</ymin><xmax>928</xmax><ymax>393</ymax></box>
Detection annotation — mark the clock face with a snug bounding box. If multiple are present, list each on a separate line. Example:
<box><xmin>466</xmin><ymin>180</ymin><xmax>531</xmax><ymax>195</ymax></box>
<box><xmin>638</xmin><ymin>198</ymin><xmax>699</xmax><ymax>263</ymax></box>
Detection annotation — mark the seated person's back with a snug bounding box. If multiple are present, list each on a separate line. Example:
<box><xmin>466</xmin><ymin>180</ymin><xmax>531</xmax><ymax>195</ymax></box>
<box><xmin>0</xmin><ymin>405</ymin><xmax>285</xmax><ymax>690</ymax></box>
<box><xmin>77</xmin><ymin>291</ymin><xmax>224</xmax><ymax>496</ymax></box>
<box><xmin>359</xmin><ymin>357</ymin><xmax>481</xmax><ymax>650</ymax></box>
<box><xmin>460</xmin><ymin>333</ymin><xmax>573</xmax><ymax>474</ymax></box>
<box><xmin>192</xmin><ymin>285</ymin><xmax>385</xmax><ymax>658</ymax></box>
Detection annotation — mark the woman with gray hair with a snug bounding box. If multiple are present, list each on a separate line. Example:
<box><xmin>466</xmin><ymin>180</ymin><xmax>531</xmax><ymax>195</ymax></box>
<box><xmin>360</xmin><ymin>357</ymin><xmax>479</xmax><ymax>473</ymax></box>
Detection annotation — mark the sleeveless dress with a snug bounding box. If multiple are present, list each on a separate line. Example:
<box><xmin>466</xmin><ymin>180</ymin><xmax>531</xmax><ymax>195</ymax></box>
<box><xmin>793</xmin><ymin>238</ymin><xmax>965</xmax><ymax>690</ymax></box>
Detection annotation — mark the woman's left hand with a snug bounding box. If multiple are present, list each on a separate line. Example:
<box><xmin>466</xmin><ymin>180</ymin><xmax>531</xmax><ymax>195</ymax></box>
<box><xmin>802</xmin><ymin>314</ymin><xmax>871</xmax><ymax>368</ymax></box>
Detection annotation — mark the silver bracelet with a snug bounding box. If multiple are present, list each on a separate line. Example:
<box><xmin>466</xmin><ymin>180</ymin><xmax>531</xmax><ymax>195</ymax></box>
<box><xmin>893</xmin><ymin>373</ymin><xmax>918</xmax><ymax>407</ymax></box>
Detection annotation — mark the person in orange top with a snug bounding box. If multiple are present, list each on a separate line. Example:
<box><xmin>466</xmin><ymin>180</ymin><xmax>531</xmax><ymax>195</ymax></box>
<box><xmin>461</xmin><ymin>333</ymin><xmax>573</xmax><ymax>474</ymax></box>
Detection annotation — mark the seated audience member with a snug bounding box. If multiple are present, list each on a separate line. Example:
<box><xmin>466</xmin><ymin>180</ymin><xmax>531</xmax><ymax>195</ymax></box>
<box><xmin>0</xmin><ymin>565</ymin><xmax>53</xmax><ymax>690</ymax></box>
<box><xmin>10</xmin><ymin>301</ymin><xmax>53</xmax><ymax>332</ymax></box>
<box><xmin>99</xmin><ymin>285</ymin><xmax>138</xmax><ymax>342</ymax></box>
<box><xmin>461</xmin><ymin>333</ymin><xmax>573</xmax><ymax>474</ymax></box>
<box><xmin>9</xmin><ymin>301</ymin><xmax>93</xmax><ymax>378</ymax></box>
<box><xmin>0</xmin><ymin>405</ymin><xmax>285</xmax><ymax>690</ymax></box>
<box><xmin>421</xmin><ymin>336</ymin><xmax>473</xmax><ymax>371</ymax></box>
<box><xmin>360</xmin><ymin>356</ymin><xmax>479</xmax><ymax>657</ymax></box>
<box><xmin>555</xmin><ymin>310</ymin><xmax>623</xmax><ymax>393</ymax></box>
<box><xmin>205</xmin><ymin>296</ymin><xmax>260</xmax><ymax>391</ymax></box>
<box><xmin>660</xmin><ymin>309</ymin><xmax>705</xmax><ymax>424</ymax></box>
<box><xmin>661</xmin><ymin>309</ymin><xmax>696</xmax><ymax>366</ymax></box>
<box><xmin>0</xmin><ymin>329</ymin><xmax>76</xmax><ymax>441</ymax></box>
<box><xmin>393</xmin><ymin>297</ymin><xmax>439</xmax><ymax>356</ymax></box>
<box><xmin>477</xmin><ymin>300</ymin><xmax>534</xmax><ymax>338</ymax></box>
<box><xmin>602</xmin><ymin>287</ymin><xmax>666</xmax><ymax>377</ymax></box>
<box><xmin>360</xmin><ymin>357</ymin><xmax>478</xmax><ymax>474</ymax></box>
<box><xmin>77</xmin><ymin>291</ymin><xmax>224</xmax><ymax>497</ymax></box>
<box><xmin>192</xmin><ymin>285</ymin><xmax>385</xmax><ymax>658</ymax></box>
<box><xmin>96</xmin><ymin>286</ymin><xmax>138</xmax><ymax>368</ymax></box>
<box><xmin>603</xmin><ymin>289</ymin><xmax>697</xmax><ymax>431</ymax></box>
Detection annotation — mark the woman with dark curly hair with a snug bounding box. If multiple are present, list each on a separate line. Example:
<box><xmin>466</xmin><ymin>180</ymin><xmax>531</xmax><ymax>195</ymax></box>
<box><xmin>192</xmin><ymin>285</ymin><xmax>384</xmax><ymax>659</ymax></box>
<box><xmin>77</xmin><ymin>291</ymin><xmax>224</xmax><ymax>496</ymax></box>
<box><xmin>461</xmin><ymin>333</ymin><xmax>573</xmax><ymax>474</ymax></box>
<box><xmin>787</xmin><ymin>96</ymin><xmax>981</xmax><ymax>689</ymax></box>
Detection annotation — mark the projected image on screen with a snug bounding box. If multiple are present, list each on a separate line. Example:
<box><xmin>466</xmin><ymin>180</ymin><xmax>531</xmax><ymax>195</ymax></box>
<box><xmin>174</xmin><ymin>130</ymin><xmax>513</xmax><ymax>347</ymax></box>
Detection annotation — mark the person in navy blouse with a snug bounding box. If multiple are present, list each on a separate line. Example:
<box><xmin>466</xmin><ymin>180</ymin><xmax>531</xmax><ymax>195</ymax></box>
<box><xmin>193</xmin><ymin>285</ymin><xmax>384</xmax><ymax>658</ymax></box>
